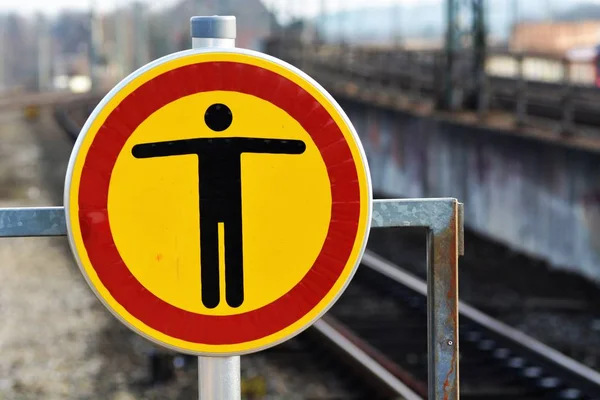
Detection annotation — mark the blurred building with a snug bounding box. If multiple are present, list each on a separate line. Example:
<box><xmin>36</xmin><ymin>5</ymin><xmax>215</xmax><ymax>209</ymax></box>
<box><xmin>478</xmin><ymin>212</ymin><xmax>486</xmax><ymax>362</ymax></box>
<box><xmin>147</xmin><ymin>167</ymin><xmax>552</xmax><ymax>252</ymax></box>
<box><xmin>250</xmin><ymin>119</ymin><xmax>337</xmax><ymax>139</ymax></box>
<box><xmin>0</xmin><ymin>0</ymin><xmax>272</xmax><ymax>93</ymax></box>
<box><xmin>98</xmin><ymin>0</ymin><xmax>272</xmax><ymax>86</ymax></box>
<box><xmin>165</xmin><ymin>0</ymin><xmax>271</xmax><ymax>51</ymax></box>
<box><xmin>0</xmin><ymin>13</ymin><xmax>37</xmax><ymax>92</ymax></box>
<box><xmin>510</xmin><ymin>21</ymin><xmax>600</xmax><ymax>56</ymax></box>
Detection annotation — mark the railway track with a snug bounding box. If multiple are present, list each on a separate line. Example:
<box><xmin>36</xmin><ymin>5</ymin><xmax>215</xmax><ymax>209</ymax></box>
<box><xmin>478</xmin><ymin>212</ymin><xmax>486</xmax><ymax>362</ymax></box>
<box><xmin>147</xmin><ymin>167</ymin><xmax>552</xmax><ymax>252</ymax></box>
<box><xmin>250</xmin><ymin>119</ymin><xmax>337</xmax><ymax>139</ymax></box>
<box><xmin>330</xmin><ymin>249</ymin><xmax>600</xmax><ymax>400</ymax></box>
<box><xmin>369</xmin><ymin>226</ymin><xmax>600</xmax><ymax>372</ymax></box>
<box><xmin>146</xmin><ymin>248</ymin><xmax>600</xmax><ymax>400</ymax></box>
<box><xmin>1</xmin><ymin>91</ymin><xmax>102</xmax><ymax>112</ymax></box>
<box><xmin>53</xmin><ymin>100</ymin><xmax>97</xmax><ymax>139</ymax></box>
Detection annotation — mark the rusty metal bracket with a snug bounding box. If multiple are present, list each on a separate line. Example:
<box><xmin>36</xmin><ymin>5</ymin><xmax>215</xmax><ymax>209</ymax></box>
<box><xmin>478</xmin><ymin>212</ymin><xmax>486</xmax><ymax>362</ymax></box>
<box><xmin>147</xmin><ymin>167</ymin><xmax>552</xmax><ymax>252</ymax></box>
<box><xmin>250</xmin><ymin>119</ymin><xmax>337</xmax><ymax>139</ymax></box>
<box><xmin>372</xmin><ymin>198</ymin><xmax>463</xmax><ymax>400</ymax></box>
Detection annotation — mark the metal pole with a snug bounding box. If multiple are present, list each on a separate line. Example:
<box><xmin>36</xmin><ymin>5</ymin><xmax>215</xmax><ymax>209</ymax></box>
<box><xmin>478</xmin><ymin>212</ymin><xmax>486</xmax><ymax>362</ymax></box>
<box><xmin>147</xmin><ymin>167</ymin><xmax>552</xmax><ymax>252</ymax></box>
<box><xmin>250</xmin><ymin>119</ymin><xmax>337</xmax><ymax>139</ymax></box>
<box><xmin>115</xmin><ymin>2</ymin><xmax>128</xmax><ymax>79</ymax></box>
<box><xmin>198</xmin><ymin>356</ymin><xmax>241</xmax><ymax>399</ymax></box>
<box><xmin>88</xmin><ymin>1</ymin><xmax>95</xmax><ymax>90</ymax></box>
<box><xmin>546</xmin><ymin>0</ymin><xmax>553</xmax><ymax>22</ymax></box>
<box><xmin>0</xmin><ymin>16</ymin><xmax>5</xmax><ymax>92</ymax></box>
<box><xmin>191</xmin><ymin>15</ymin><xmax>236</xmax><ymax>49</ymax></box>
<box><xmin>132</xmin><ymin>2</ymin><xmax>149</xmax><ymax>69</ymax></box>
<box><xmin>36</xmin><ymin>13</ymin><xmax>51</xmax><ymax>92</ymax></box>
<box><xmin>338</xmin><ymin>0</ymin><xmax>343</xmax><ymax>44</ymax></box>
<box><xmin>189</xmin><ymin>18</ymin><xmax>239</xmax><ymax>400</ymax></box>
<box><xmin>279</xmin><ymin>0</ymin><xmax>286</xmax><ymax>57</ymax></box>
<box><xmin>344</xmin><ymin>2</ymin><xmax>351</xmax><ymax>45</ymax></box>
<box><xmin>512</xmin><ymin>0</ymin><xmax>519</xmax><ymax>32</ymax></box>
<box><xmin>473</xmin><ymin>0</ymin><xmax>487</xmax><ymax>115</ymax></box>
<box><xmin>319</xmin><ymin>0</ymin><xmax>325</xmax><ymax>43</ymax></box>
<box><xmin>393</xmin><ymin>1</ymin><xmax>402</xmax><ymax>47</ymax></box>
<box><xmin>443</xmin><ymin>0</ymin><xmax>457</xmax><ymax>110</ymax></box>
<box><xmin>88</xmin><ymin>0</ymin><xmax>99</xmax><ymax>90</ymax></box>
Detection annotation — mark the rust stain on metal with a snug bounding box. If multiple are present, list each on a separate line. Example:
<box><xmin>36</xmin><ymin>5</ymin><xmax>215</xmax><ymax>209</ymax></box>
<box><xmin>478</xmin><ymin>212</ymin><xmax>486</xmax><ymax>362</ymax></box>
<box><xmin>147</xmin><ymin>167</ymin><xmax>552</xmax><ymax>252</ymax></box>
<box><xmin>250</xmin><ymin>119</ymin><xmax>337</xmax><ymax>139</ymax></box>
<box><xmin>443</xmin><ymin>374</ymin><xmax>452</xmax><ymax>400</ymax></box>
<box><xmin>446</xmin><ymin>203</ymin><xmax>460</xmax><ymax>399</ymax></box>
<box><xmin>433</xmin><ymin>202</ymin><xmax>460</xmax><ymax>400</ymax></box>
<box><xmin>445</xmin><ymin>208</ymin><xmax>459</xmax><ymax>304</ymax></box>
<box><xmin>457</xmin><ymin>202</ymin><xmax>465</xmax><ymax>256</ymax></box>
<box><xmin>442</xmin><ymin>335</ymin><xmax>457</xmax><ymax>400</ymax></box>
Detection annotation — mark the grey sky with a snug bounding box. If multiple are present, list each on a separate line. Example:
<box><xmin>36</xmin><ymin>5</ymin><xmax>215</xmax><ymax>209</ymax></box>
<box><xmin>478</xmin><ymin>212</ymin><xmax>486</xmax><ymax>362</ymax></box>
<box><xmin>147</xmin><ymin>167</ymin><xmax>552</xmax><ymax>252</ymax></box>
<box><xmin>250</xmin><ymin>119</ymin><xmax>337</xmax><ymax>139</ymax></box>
<box><xmin>0</xmin><ymin>0</ymin><xmax>438</xmax><ymax>17</ymax></box>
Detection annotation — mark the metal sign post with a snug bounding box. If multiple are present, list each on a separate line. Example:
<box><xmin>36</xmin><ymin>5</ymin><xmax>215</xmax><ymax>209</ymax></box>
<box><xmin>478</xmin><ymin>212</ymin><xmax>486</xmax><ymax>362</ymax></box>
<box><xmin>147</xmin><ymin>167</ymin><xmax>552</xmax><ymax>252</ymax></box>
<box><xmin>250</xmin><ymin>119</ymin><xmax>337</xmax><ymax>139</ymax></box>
<box><xmin>190</xmin><ymin>16</ymin><xmax>240</xmax><ymax>400</ymax></box>
<box><xmin>0</xmin><ymin>14</ymin><xmax>464</xmax><ymax>400</ymax></box>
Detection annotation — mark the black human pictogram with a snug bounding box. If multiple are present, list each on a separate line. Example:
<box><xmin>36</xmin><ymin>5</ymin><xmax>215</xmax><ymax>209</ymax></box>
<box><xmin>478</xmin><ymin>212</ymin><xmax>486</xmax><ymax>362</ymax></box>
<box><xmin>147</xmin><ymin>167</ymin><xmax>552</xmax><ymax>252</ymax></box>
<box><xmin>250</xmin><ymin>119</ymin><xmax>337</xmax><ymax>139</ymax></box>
<box><xmin>131</xmin><ymin>103</ymin><xmax>306</xmax><ymax>309</ymax></box>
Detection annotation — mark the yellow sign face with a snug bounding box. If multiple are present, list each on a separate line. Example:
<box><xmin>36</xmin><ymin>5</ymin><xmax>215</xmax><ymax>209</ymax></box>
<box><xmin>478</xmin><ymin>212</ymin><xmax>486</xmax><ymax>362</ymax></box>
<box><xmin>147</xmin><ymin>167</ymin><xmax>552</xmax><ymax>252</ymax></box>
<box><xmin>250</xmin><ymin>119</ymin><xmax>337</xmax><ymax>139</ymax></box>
<box><xmin>65</xmin><ymin>48</ymin><xmax>372</xmax><ymax>355</ymax></box>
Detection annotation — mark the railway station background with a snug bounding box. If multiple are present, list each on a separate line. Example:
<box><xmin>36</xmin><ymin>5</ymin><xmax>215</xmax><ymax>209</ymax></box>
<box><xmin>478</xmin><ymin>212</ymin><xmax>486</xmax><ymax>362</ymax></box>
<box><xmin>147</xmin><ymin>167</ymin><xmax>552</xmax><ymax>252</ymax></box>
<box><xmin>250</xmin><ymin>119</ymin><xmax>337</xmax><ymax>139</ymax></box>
<box><xmin>2</xmin><ymin>0</ymin><xmax>600</xmax><ymax>399</ymax></box>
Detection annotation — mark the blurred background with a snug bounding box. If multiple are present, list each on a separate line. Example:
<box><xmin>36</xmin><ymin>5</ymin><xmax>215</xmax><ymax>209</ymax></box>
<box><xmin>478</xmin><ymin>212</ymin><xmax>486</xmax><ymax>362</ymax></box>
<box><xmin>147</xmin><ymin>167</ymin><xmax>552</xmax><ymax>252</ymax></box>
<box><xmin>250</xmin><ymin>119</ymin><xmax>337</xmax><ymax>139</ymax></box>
<box><xmin>4</xmin><ymin>0</ymin><xmax>600</xmax><ymax>94</ymax></box>
<box><xmin>3</xmin><ymin>0</ymin><xmax>600</xmax><ymax>399</ymax></box>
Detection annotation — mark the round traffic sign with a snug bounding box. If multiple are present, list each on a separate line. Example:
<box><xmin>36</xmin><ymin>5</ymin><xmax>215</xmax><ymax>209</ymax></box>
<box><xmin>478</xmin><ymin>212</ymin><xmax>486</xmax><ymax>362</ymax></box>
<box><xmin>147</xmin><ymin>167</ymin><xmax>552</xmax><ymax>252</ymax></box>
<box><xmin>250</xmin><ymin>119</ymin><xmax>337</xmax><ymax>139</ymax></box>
<box><xmin>64</xmin><ymin>48</ymin><xmax>372</xmax><ymax>355</ymax></box>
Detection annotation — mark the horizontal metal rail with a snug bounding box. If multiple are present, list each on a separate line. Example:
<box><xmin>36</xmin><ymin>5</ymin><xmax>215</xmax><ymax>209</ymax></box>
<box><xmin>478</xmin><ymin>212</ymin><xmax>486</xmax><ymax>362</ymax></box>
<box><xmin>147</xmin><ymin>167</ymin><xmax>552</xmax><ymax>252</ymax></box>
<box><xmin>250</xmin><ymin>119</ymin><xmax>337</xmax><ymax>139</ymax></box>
<box><xmin>266</xmin><ymin>39</ymin><xmax>600</xmax><ymax>139</ymax></box>
<box><xmin>0</xmin><ymin>207</ymin><xmax>66</xmax><ymax>237</ymax></box>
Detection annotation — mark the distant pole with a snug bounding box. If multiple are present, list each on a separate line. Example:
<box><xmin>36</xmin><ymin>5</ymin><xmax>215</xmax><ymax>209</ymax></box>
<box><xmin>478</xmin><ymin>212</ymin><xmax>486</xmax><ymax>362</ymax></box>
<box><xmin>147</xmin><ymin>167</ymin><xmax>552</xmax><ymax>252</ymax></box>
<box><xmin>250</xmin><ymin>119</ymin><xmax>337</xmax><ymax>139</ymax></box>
<box><xmin>267</xmin><ymin>0</ymin><xmax>276</xmax><ymax>38</ymax></box>
<box><xmin>342</xmin><ymin>2</ymin><xmax>348</xmax><ymax>44</ymax></box>
<box><xmin>472</xmin><ymin>0</ymin><xmax>487</xmax><ymax>113</ymax></box>
<box><xmin>277</xmin><ymin>0</ymin><xmax>288</xmax><ymax>54</ymax></box>
<box><xmin>319</xmin><ymin>0</ymin><xmax>326</xmax><ymax>43</ymax></box>
<box><xmin>88</xmin><ymin>0</ymin><xmax>98</xmax><ymax>91</ymax></box>
<box><xmin>346</xmin><ymin>3</ymin><xmax>352</xmax><ymax>45</ymax></box>
<box><xmin>442</xmin><ymin>0</ymin><xmax>456</xmax><ymax>109</ymax></box>
<box><xmin>279</xmin><ymin>0</ymin><xmax>286</xmax><ymax>55</ymax></box>
<box><xmin>295</xmin><ymin>0</ymin><xmax>304</xmax><ymax>42</ymax></box>
<box><xmin>0</xmin><ymin>16</ymin><xmax>6</xmax><ymax>92</ymax></box>
<box><xmin>278</xmin><ymin>0</ymin><xmax>283</xmax><ymax>39</ymax></box>
<box><xmin>285</xmin><ymin>0</ymin><xmax>291</xmax><ymax>36</ymax></box>
<box><xmin>115</xmin><ymin>1</ymin><xmax>128</xmax><ymax>79</ymax></box>
<box><xmin>36</xmin><ymin>13</ymin><xmax>51</xmax><ymax>92</ymax></box>
<box><xmin>546</xmin><ymin>0</ymin><xmax>553</xmax><ymax>22</ymax></box>
<box><xmin>338</xmin><ymin>0</ymin><xmax>343</xmax><ymax>44</ymax></box>
<box><xmin>133</xmin><ymin>2</ymin><xmax>149</xmax><ymax>69</ymax></box>
<box><xmin>393</xmin><ymin>1</ymin><xmax>402</xmax><ymax>47</ymax></box>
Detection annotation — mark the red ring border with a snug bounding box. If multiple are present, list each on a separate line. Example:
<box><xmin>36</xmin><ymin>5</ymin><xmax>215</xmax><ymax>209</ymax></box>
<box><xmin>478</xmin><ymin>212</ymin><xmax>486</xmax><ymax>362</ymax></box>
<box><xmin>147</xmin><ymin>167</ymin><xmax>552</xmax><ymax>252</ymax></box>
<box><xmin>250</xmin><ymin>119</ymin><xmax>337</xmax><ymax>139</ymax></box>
<box><xmin>77</xmin><ymin>58</ymin><xmax>362</xmax><ymax>345</ymax></box>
